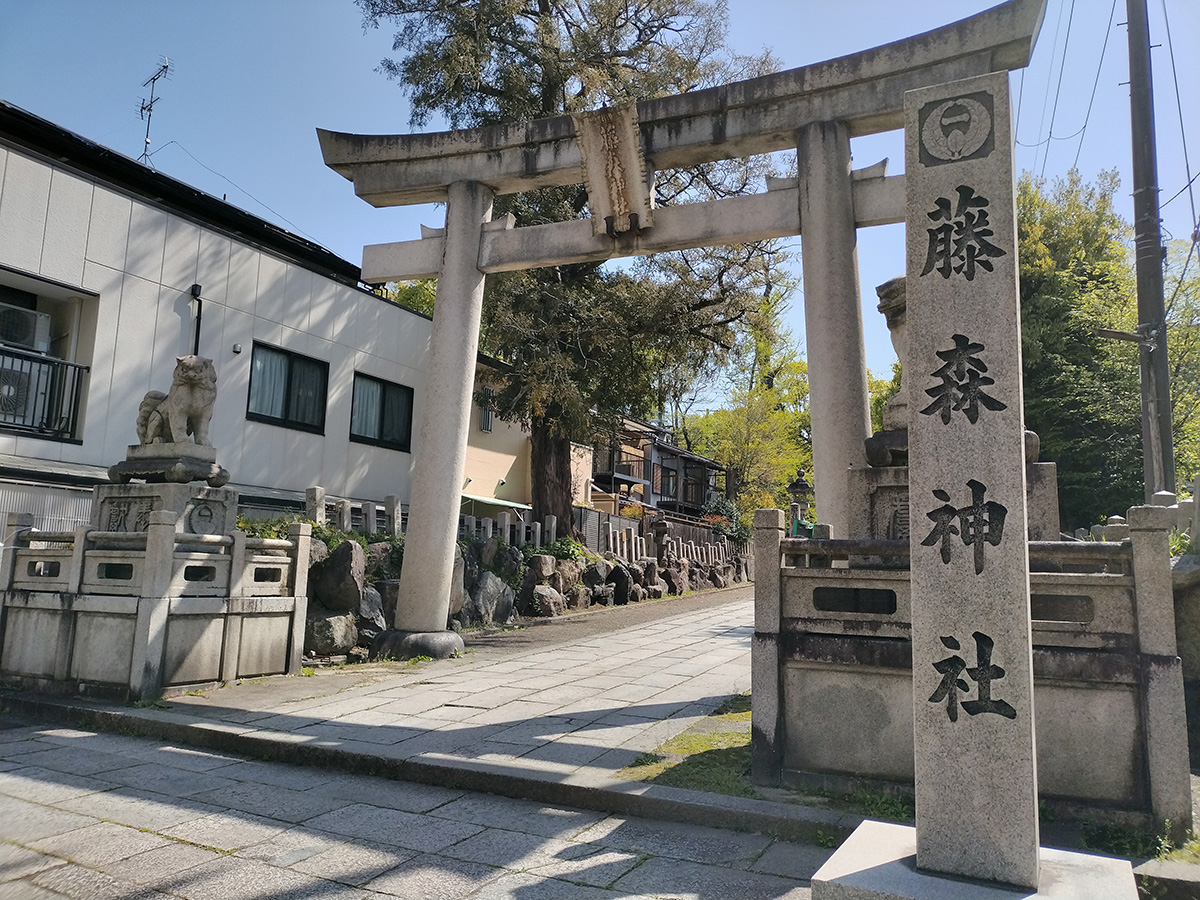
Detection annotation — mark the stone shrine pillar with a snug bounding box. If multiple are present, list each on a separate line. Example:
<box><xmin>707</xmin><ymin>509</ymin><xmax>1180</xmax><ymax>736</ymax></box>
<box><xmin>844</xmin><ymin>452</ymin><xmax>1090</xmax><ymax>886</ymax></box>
<box><xmin>797</xmin><ymin>121</ymin><xmax>872</xmax><ymax>538</ymax></box>
<box><xmin>904</xmin><ymin>72</ymin><xmax>1037</xmax><ymax>889</ymax></box>
<box><xmin>813</xmin><ymin>72</ymin><xmax>1137</xmax><ymax>899</ymax></box>
<box><xmin>382</xmin><ymin>180</ymin><xmax>492</xmax><ymax>658</ymax></box>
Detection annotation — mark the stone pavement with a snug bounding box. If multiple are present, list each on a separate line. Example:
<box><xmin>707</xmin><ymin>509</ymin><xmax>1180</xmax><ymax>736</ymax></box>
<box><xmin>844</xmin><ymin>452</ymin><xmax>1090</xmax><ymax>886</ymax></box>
<box><xmin>1</xmin><ymin>589</ymin><xmax>854</xmax><ymax>898</ymax></box>
<box><xmin>0</xmin><ymin>719</ymin><xmax>837</xmax><ymax>900</ymax></box>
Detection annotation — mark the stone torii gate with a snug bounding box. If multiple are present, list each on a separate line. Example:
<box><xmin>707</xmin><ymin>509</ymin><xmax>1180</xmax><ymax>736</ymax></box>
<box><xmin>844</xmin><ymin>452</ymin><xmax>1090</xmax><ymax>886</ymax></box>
<box><xmin>318</xmin><ymin>0</ymin><xmax>1045</xmax><ymax>656</ymax></box>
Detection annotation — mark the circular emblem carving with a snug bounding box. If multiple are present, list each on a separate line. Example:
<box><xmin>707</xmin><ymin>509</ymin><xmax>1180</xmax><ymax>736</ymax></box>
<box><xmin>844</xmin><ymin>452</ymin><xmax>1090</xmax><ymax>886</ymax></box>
<box><xmin>186</xmin><ymin>501</ymin><xmax>218</xmax><ymax>535</ymax></box>
<box><xmin>921</xmin><ymin>97</ymin><xmax>992</xmax><ymax>162</ymax></box>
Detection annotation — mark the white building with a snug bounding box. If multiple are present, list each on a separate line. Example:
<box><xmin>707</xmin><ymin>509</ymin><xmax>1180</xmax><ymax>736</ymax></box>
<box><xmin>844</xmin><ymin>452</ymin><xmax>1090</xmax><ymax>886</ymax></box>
<box><xmin>0</xmin><ymin>101</ymin><xmax>533</xmax><ymax>527</ymax></box>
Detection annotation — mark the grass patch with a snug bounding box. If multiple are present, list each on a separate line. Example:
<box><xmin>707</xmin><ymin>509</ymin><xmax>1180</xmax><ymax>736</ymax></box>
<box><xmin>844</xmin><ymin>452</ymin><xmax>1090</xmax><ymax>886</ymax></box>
<box><xmin>1081</xmin><ymin>823</ymin><xmax>1166</xmax><ymax>860</ymax></box>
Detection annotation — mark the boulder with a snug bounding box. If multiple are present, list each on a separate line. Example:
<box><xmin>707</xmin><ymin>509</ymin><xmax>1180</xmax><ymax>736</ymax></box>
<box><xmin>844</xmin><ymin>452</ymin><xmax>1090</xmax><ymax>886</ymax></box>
<box><xmin>529</xmin><ymin>554</ymin><xmax>556</xmax><ymax>579</ymax></box>
<box><xmin>641</xmin><ymin>561</ymin><xmax>659</xmax><ymax>586</ymax></box>
<box><xmin>499</xmin><ymin>545</ymin><xmax>524</xmax><ymax>577</ymax></box>
<box><xmin>591</xmin><ymin>583</ymin><xmax>615</xmax><ymax>606</ymax></box>
<box><xmin>365</xmin><ymin>541</ymin><xmax>393</xmax><ymax>579</ymax></box>
<box><xmin>555</xmin><ymin>557</ymin><xmax>584</xmax><ymax>591</ymax></box>
<box><xmin>449</xmin><ymin>544</ymin><xmax>466</xmax><ymax>616</ymax></box>
<box><xmin>583</xmin><ymin>559</ymin><xmax>612</xmax><ymax>589</ymax></box>
<box><xmin>646</xmin><ymin>581</ymin><xmax>665</xmax><ymax>599</ymax></box>
<box><xmin>309</xmin><ymin>540</ymin><xmax>366</xmax><ymax>612</ymax></box>
<box><xmin>662</xmin><ymin>565</ymin><xmax>688</xmax><ymax>596</ymax></box>
<box><xmin>627</xmin><ymin>562</ymin><xmax>644</xmax><ymax>587</ymax></box>
<box><xmin>709</xmin><ymin>567</ymin><xmax>727</xmax><ymax>589</ymax></box>
<box><xmin>462</xmin><ymin>543</ymin><xmax>481</xmax><ymax>594</ymax></box>
<box><xmin>376</xmin><ymin>579</ymin><xmax>400</xmax><ymax>627</ymax></box>
<box><xmin>305</xmin><ymin>607</ymin><xmax>357</xmax><ymax>655</ymax></box>
<box><xmin>529</xmin><ymin>584</ymin><xmax>566</xmax><ymax>617</ymax></box>
<box><xmin>608</xmin><ymin>564</ymin><xmax>632</xmax><ymax>605</ymax></box>
<box><xmin>308</xmin><ymin>537</ymin><xmax>330</xmax><ymax>569</ymax></box>
<box><xmin>480</xmin><ymin>537</ymin><xmax>500</xmax><ymax>568</ymax></box>
<box><xmin>466</xmin><ymin>571</ymin><xmax>515</xmax><ymax>626</ymax></box>
<box><xmin>357</xmin><ymin>584</ymin><xmax>386</xmax><ymax>631</ymax></box>
<box><xmin>629</xmin><ymin>584</ymin><xmax>645</xmax><ymax>604</ymax></box>
<box><xmin>564</xmin><ymin>584</ymin><xmax>590</xmax><ymax>610</ymax></box>
<box><xmin>517</xmin><ymin>566</ymin><xmax>539</xmax><ymax>615</ymax></box>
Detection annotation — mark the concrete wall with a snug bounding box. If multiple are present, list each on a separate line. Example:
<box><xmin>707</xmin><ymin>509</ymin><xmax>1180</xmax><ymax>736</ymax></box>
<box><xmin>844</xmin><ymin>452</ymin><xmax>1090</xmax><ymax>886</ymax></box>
<box><xmin>463</xmin><ymin>384</ymin><xmax>531</xmax><ymax>505</ymax></box>
<box><xmin>0</xmin><ymin>141</ymin><xmax>434</xmax><ymax>503</ymax></box>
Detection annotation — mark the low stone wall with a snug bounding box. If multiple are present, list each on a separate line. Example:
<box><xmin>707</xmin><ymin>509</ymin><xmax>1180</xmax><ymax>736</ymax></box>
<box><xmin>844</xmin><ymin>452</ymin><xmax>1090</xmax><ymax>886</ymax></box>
<box><xmin>751</xmin><ymin>505</ymin><xmax>1192</xmax><ymax>831</ymax></box>
<box><xmin>0</xmin><ymin>512</ymin><xmax>311</xmax><ymax>700</ymax></box>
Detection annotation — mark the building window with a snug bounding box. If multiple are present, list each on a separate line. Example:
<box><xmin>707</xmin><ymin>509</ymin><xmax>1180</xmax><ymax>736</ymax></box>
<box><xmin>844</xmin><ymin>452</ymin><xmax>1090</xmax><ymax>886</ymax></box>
<box><xmin>350</xmin><ymin>373</ymin><xmax>413</xmax><ymax>451</ymax></box>
<box><xmin>479</xmin><ymin>388</ymin><xmax>494</xmax><ymax>433</ymax></box>
<box><xmin>0</xmin><ymin>267</ymin><xmax>94</xmax><ymax>443</ymax></box>
<box><xmin>247</xmin><ymin>343</ymin><xmax>327</xmax><ymax>433</ymax></box>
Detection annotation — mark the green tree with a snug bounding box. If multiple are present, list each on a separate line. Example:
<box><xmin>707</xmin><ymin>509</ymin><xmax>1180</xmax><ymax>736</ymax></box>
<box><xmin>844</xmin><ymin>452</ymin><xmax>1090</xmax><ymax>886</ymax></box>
<box><xmin>1017</xmin><ymin>170</ymin><xmax>1144</xmax><ymax>529</ymax></box>
<box><xmin>359</xmin><ymin>0</ymin><xmax>785</xmax><ymax>526</ymax></box>
<box><xmin>1165</xmin><ymin>240</ymin><xmax>1200</xmax><ymax>484</ymax></box>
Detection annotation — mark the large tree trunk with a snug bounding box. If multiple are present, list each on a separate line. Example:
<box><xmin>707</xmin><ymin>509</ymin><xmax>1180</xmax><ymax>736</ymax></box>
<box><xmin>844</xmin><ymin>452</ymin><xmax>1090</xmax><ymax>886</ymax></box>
<box><xmin>530</xmin><ymin>415</ymin><xmax>577</xmax><ymax>537</ymax></box>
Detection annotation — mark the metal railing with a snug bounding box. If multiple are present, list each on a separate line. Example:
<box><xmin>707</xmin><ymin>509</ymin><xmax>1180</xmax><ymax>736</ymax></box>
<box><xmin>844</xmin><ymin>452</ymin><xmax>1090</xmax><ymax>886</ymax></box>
<box><xmin>0</xmin><ymin>347</ymin><xmax>88</xmax><ymax>441</ymax></box>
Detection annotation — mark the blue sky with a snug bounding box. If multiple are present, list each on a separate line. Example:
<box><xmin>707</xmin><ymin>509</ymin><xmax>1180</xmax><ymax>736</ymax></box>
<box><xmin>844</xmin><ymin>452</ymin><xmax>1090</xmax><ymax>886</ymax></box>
<box><xmin>1</xmin><ymin>1</ymin><xmax>1196</xmax><ymax>384</ymax></box>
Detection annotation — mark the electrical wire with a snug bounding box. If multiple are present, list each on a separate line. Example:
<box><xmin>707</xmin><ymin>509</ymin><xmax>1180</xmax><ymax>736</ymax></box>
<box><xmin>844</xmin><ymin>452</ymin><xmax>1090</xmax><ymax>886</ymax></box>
<box><xmin>1031</xmin><ymin>0</ymin><xmax>1068</xmax><ymax>175</ymax></box>
<box><xmin>148</xmin><ymin>140</ymin><xmax>322</xmax><ymax>244</ymax></box>
<box><xmin>1159</xmin><ymin>0</ymin><xmax>1196</xmax><ymax>232</ymax></box>
<box><xmin>1072</xmin><ymin>0</ymin><xmax>1119</xmax><ymax>169</ymax></box>
<box><xmin>1041</xmin><ymin>0</ymin><xmax>1077</xmax><ymax>178</ymax></box>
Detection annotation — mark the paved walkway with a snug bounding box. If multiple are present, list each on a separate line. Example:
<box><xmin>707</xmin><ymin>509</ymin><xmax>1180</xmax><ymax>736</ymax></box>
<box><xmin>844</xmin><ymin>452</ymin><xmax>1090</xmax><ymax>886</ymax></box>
<box><xmin>1</xmin><ymin>589</ymin><xmax>854</xmax><ymax>899</ymax></box>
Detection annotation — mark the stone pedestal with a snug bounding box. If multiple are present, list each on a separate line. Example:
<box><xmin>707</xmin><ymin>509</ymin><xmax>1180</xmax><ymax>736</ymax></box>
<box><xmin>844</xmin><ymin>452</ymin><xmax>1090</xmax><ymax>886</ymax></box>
<box><xmin>108</xmin><ymin>442</ymin><xmax>230</xmax><ymax>488</ymax></box>
<box><xmin>812</xmin><ymin>821</ymin><xmax>1137</xmax><ymax>899</ymax></box>
<box><xmin>92</xmin><ymin>483</ymin><xmax>238</xmax><ymax>536</ymax></box>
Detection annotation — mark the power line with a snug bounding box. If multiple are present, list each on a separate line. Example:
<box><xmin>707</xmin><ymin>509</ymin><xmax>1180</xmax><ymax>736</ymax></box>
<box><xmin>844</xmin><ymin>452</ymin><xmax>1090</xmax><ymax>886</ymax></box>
<box><xmin>148</xmin><ymin>140</ymin><xmax>323</xmax><ymax>245</ymax></box>
<box><xmin>1073</xmin><ymin>0</ymin><xmax>1119</xmax><ymax>169</ymax></box>
<box><xmin>1159</xmin><ymin>0</ymin><xmax>1196</xmax><ymax>231</ymax></box>
<box><xmin>1041</xmin><ymin>0</ymin><xmax>1078</xmax><ymax>178</ymax></box>
<box><xmin>1031</xmin><ymin>0</ymin><xmax>1068</xmax><ymax>174</ymax></box>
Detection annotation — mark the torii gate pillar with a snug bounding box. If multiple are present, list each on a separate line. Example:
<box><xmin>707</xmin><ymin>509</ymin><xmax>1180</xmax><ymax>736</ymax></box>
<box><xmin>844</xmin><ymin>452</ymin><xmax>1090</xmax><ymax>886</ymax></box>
<box><xmin>798</xmin><ymin>121</ymin><xmax>872</xmax><ymax>536</ymax></box>
<box><xmin>374</xmin><ymin>180</ymin><xmax>492</xmax><ymax>659</ymax></box>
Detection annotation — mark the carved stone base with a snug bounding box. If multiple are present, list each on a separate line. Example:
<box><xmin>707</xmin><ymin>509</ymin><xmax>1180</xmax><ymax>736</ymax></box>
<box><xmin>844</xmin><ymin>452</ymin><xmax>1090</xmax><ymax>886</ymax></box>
<box><xmin>369</xmin><ymin>630</ymin><xmax>464</xmax><ymax>661</ymax></box>
<box><xmin>109</xmin><ymin>455</ymin><xmax>229</xmax><ymax>488</ymax></box>
<box><xmin>864</xmin><ymin>429</ymin><xmax>908</xmax><ymax>468</ymax></box>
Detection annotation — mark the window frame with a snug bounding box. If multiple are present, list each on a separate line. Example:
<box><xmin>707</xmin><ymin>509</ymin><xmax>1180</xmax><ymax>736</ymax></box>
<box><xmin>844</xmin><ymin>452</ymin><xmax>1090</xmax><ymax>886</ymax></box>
<box><xmin>479</xmin><ymin>387</ymin><xmax>494</xmax><ymax>433</ymax></box>
<box><xmin>245</xmin><ymin>342</ymin><xmax>328</xmax><ymax>434</ymax></box>
<box><xmin>349</xmin><ymin>371</ymin><xmax>414</xmax><ymax>452</ymax></box>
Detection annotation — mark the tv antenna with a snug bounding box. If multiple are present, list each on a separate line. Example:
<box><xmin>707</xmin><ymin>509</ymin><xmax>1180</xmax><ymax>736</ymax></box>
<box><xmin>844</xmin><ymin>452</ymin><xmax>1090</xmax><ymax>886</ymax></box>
<box><xmin>137</xmin><ymin>57</ymin><xmax>171</xmax><ymax>164</ymax></box>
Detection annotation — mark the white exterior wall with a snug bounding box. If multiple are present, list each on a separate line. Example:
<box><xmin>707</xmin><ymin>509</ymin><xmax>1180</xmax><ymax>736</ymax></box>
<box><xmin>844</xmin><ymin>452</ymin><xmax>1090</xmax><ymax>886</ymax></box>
<box><xmin>0</xmin><ymin>141</ymin><xmax>433</xmax><ymax>502</ymax></box>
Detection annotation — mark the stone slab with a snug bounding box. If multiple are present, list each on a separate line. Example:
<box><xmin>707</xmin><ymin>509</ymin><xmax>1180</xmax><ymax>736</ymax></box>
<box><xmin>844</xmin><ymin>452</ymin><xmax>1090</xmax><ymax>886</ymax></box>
<box><xmin>126</xmin><ymin>442</ymin><xmax>216</xmax><ymax>463</ymax></box>
<box><xmin>812</xmin><ymin>821</ymin><xmax>1137</xmax><ymax>899</ymax></box>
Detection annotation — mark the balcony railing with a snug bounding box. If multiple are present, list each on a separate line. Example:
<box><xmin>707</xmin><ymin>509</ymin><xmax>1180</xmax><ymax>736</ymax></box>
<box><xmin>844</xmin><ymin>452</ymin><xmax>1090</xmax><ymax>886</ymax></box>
<box><xmin>593</xmin><ymin>449</ymin><xmax>649</xmax><ymax>490</ymax></box>
<box><xmin>0</xmin><ymin>347</ymin><xmax>88</xmax><ymax>441</ymax></box>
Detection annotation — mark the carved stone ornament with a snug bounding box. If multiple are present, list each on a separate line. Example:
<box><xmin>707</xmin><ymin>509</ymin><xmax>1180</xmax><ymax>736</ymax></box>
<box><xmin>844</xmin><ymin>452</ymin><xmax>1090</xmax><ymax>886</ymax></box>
<box><xmin>572</xmin><ymin>104</ymin><xmax>654</xmax><ymax>238</ymax></box>
<box><xmin>109</xmin><ymin>355</ymin><xmax>229</xmax><ymax>487</ymax></box>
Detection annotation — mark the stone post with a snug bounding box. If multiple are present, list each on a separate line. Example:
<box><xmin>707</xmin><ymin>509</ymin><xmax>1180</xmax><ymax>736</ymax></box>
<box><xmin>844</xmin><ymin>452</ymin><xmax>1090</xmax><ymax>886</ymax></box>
<box><xmin>497</xmin><ymin>512</ymin><xmax>511</xmax><ymax>545</ymax></box>
<box><xmin>0</xmin><ymin>512</ymin><xmax>32</xmax><ymax>589</ymax></box>
<box><xmin>1129</xmin><ymin>504</ymin><xmax>1193</xmax><ymax>837</ymax></box>
<box><xmin>129</xmin><ymin>510</ymin><xmax>176</xmax><ymax>700</ymax></box>
<box><xmin>387</xmin><ymin>180</ymin><xmax>491</xmax><ymax>657</ymax></box>
<box><xmin>545</xmin><ymin>515</ymin><xmax>557</xmax><ymax>545</ymax></box>
<box><xmin>361</xmin><ymin>501</ymin><xmax>377</xmax><ymax>536</ymax></box>
<box><xmin>221</xmin><ymin>528</ymin><xmax>247</xmax><ymax>684</ymax></box>
<box><xmin>463</xmin><ymin>516</ymin><xmax>476</xmax><ymax>539</ymax></box>
<box><xmin>481</xmin><ymin>517</ymin><xmax>494</xmax><ymax>539</ymax></box>
<box><xmin>751</xmin><ymin>509</ymin><xmax>785</xmax><ymax>784</ymax></box>
<box><xmin>287</xmin><ymin>523</ymin><xmax>312</xmax><ymax>676</ymax></box>
<box><xmin>797</xmin><ymin>120</ymin><xmax>871</xmax><ymax>538</ymax></box>
<box><xmin>305</xmin><ymin>486</ymin><xmax>326</xmax><ymax>523</ymax></box>
<box><xmin>624</xmin><ymin>527</ymin><xmax>635</xmax><ymax>562</ymax></box>
<box><xmin>384</xmin><ymin>494</ymin><xmax>401</xmax><ymax>536</ymax></box>
<box><xmin>336</xmin><ymin>499</ymin><xmax>352</xmax><ymax>532</ymax></box>
<box><xmin>603</xmin><ymin>522</ymin><xmax>613</xmax><ymax>554</ymax></box>
<box><xmin>531</xmin><ymin>521</ymin><xmax>542</xmax><ymax>549</ymax></box>
<box><xmin>904</xmin><ymin>73</ymin><xmax>1037</xmax><ymax>888</ymax></box>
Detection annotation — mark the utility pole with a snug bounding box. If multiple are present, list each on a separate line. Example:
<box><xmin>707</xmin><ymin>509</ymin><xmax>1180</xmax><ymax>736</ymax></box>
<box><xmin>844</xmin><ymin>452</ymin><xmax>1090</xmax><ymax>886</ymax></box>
<box><xmin>1126</xmin><ymin>0</ymin><xmax>1174</xmax><ymax>499</ymax></box>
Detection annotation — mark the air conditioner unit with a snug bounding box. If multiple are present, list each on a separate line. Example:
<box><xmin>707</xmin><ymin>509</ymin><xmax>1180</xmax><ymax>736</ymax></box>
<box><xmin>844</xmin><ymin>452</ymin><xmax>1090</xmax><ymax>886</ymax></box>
<box><xmin>0</xmin><ymin>302</ymin><xmax>51</xmax><ymax>354</ymax></box>
<box><xmin>0</xmin><ymin>365</ymin><xmax>51</xmax><ymax>428</ymax></box>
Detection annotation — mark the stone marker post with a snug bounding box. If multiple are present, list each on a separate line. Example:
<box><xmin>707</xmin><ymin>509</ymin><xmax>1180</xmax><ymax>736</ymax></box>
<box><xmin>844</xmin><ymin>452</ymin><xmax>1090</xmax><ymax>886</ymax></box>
<box><xmin>906</xmin><ymin>73</ymin><xmax>1038</xmax><ymax>887</ymax></box>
